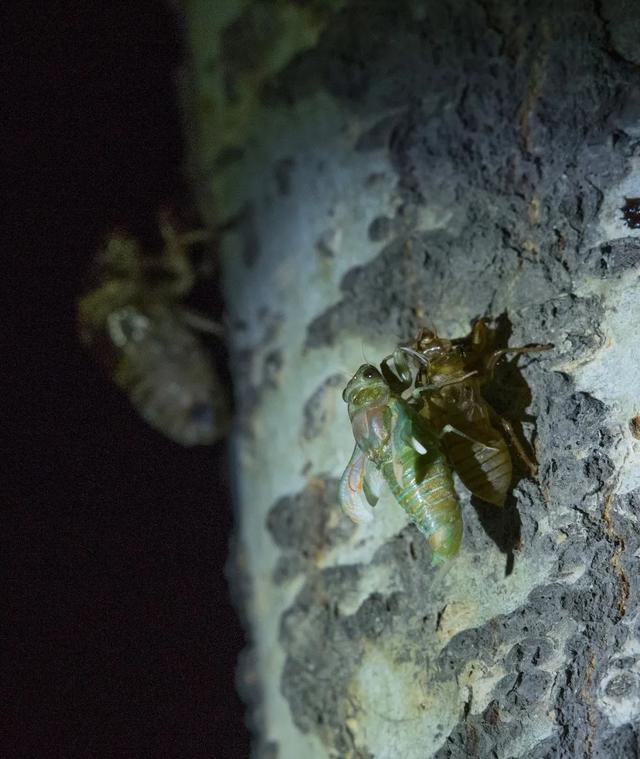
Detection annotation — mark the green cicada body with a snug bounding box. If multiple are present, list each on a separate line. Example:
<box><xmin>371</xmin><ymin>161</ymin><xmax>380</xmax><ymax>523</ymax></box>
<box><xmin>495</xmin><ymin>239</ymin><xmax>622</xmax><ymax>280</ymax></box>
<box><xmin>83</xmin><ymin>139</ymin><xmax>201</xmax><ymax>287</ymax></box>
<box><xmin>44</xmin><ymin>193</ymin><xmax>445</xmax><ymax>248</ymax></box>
<box><xmin>339</xmin><ymin>364</ymin><xmax>462</xmax><ymax>563</ymax></box>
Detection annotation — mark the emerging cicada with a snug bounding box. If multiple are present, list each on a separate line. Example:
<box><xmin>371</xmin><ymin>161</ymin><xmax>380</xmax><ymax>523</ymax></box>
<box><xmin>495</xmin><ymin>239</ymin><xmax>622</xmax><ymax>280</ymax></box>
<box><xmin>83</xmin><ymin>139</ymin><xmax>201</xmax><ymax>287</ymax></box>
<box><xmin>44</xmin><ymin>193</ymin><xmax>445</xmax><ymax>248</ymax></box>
<box><xmin>77</xmin><ymin>213</ymin><xmax>228</xmax><ymax>446</ymax></box>
<box><xmin>339</xmin><ymin>364</ymin><xmax>462</xmax><ymax>563</ymax></box>
<box><xmin>386</xmin><ymin>318</ymin><xmax>551</xmax><ymax>507</ymax></box>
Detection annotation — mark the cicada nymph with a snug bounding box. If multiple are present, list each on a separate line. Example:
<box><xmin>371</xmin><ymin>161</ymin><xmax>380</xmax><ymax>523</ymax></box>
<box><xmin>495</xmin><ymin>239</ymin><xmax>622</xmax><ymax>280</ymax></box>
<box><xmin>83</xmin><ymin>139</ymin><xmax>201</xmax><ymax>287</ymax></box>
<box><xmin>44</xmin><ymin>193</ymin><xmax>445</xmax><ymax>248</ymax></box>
<box><xmin>339</xmin><ymin>364</ymin><xmax>462</xmax><ymax>563</ymax></box>
<box><xmin>386</xmin><ymin>318</ymin><xmax>551</xmax><ymax>507</ymax></box>
<box><xmin>77</xmin><ymin>212</ymin><xmax>228</xmax><ymax>446</ymax></box>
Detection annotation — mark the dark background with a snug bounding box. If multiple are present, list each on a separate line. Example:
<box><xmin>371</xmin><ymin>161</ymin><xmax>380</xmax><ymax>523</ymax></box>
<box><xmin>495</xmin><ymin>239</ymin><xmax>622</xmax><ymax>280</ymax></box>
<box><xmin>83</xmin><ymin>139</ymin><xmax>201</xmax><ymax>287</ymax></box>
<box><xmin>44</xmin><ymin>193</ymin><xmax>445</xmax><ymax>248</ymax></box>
<box><xmin>7</xmin><ymin>3</ymin><xmax>250</xmax><ymax>756</ymax></box>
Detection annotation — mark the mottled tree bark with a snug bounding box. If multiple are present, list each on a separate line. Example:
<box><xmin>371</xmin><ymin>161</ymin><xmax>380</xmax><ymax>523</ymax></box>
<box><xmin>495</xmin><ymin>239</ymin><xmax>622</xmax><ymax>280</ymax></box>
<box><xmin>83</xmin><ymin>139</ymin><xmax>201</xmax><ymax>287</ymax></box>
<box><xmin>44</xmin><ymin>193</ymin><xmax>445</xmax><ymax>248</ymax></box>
<box><xmin>182</xmin><ymin>1</ymin><xmax>640</xmax><ymax>756</ymax></box>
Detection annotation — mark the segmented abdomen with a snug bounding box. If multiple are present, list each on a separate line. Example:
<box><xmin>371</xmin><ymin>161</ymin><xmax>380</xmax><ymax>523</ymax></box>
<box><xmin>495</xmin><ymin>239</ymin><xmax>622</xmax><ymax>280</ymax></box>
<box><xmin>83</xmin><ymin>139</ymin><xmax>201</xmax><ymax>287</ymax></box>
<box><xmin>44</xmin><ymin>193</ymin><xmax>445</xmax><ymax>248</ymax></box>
<box><xmin>425</xmin><ymin>401</ymin><xmax>512</xmax><ymax>508</ymax></box>
<box><xmin>443</xmin><ymin>432</ymin><xmax>511</xmax><ymax>507</ymax></box>
<box><xmin>383</xmin><ymin>448</ymin><xmax>462</xmax><ymax>563</ymax></box>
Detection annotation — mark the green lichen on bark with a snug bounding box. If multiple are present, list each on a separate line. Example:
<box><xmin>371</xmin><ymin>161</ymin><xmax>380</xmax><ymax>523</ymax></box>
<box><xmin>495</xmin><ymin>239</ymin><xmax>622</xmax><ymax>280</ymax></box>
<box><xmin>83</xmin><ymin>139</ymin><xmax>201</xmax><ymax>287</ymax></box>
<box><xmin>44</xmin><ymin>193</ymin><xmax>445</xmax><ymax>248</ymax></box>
<box><xmin>182</xmin><ymin>0</ymin><xmax>346</xmax><ymax>221</ymax></box>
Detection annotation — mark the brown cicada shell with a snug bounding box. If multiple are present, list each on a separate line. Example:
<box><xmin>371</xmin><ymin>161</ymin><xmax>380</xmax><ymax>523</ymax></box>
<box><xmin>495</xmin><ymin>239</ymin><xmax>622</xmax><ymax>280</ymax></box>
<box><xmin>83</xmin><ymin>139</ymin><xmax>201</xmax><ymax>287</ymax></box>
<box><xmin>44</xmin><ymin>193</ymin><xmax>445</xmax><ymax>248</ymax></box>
<box><xmin>385</xmin><ymin>319</ymin><xmax>551</xmax><ymax>507</ymax></box>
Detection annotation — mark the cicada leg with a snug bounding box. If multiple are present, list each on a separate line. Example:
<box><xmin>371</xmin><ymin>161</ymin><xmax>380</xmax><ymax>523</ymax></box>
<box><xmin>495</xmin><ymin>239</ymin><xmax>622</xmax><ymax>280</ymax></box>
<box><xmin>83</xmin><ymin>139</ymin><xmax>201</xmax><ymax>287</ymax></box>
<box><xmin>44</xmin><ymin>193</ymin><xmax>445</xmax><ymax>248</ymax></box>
<box><xmin>381</xmin><ymin>347</ymin><xmax>414</xmax><ymax>395</ymax></box>
<box><xmin>485</xmin><ymin>343</ymin><xmax>552</xmax><ymax>379</ymax></box>
<box><xmin>438</xmin><ymin>423</ymin><xmax>500</xmax><ymax>450</ymax></box>
<box><xmin>489</xmin><ymin>407</ymin><xmax>538</xmax><ymax>476</ymax></box>
<box><xmin>156</xmin><ymin>215</ymin><xmax>211</xmax><ymax>298</ymax></box>
<box><xmin>410</xmin><ymin>370</ymin><xmax>478</xmax><ymax>399</ymax></box>
<box><xmin>158</xmin><ymin>209</ymin><xmax>210</xmax><ymax>249</ymax></box>
<box><xmin>179</xmin><ymin>307</ymin><xmax>225</xmax><ymax>339</ymax></box>
<box><xmin>469</xmin><ymin>317</ymin><xmax>491</xmax><ymax>349</ymax></box>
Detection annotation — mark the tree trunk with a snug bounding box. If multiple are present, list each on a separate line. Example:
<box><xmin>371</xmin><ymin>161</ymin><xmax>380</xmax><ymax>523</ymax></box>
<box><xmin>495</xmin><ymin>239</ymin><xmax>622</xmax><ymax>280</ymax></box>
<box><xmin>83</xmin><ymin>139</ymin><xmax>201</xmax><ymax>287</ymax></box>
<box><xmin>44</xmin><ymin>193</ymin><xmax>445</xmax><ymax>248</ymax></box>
<box><xmin>182</xmin><ymin>2</ymin><xmax>640</xmax><ymax>756</ymax></box>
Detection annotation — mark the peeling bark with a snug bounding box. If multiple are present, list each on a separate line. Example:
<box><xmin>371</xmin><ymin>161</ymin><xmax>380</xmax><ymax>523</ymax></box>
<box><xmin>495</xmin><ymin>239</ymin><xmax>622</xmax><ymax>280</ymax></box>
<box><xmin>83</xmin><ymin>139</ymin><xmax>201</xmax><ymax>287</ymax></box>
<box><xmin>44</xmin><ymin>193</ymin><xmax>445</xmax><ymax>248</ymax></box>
<box><xmin>182</xmin><ymin>1</ymin><xmax>640</xmax><ymax>756</ymax></box>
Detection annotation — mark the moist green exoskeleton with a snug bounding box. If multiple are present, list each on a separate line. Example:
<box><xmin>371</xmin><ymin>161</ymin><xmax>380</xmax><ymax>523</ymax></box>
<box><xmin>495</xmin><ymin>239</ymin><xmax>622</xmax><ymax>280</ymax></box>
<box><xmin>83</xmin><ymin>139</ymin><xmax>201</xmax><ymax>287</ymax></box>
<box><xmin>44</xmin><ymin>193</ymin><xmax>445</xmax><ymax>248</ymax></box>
<box><xmin>339</xmin><ymin>364</ymin><xmax>462</xmax><ymax>563</ymax></box>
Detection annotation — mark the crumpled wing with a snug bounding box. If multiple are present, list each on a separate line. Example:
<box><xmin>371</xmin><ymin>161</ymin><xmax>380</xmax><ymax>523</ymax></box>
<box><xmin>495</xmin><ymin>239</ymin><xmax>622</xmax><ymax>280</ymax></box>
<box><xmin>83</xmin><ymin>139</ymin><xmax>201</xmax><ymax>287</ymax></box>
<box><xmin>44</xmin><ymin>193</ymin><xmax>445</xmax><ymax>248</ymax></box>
<box><xmin>339</xmin><ymin>445</ymin><xmax>377</xmax><ymax>524</ymax></box>
<box><xmin>363</xmin><ymin>456</ymin><xmax>385</xmax><ymax>506</ymax></box>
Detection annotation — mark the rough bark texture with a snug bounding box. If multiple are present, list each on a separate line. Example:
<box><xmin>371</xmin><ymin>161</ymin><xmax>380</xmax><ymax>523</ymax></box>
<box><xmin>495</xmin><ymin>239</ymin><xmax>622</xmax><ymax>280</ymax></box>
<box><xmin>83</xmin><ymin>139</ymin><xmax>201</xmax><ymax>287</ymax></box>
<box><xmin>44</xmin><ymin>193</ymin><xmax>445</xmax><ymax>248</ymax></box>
<box><xmin>182</xmin><ymin>1</ymin><xmax>640</xmax><ymax>756</ymax></box>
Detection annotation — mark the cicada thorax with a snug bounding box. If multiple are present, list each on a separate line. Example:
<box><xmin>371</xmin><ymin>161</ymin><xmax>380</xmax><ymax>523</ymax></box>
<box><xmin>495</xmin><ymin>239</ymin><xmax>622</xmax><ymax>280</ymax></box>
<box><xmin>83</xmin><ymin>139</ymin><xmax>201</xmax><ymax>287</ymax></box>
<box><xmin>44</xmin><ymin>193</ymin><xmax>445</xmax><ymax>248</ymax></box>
<box><xmin>349</xmin><ymin>404</ymin><xmax>391</xmax><ymax>461</ymax></box>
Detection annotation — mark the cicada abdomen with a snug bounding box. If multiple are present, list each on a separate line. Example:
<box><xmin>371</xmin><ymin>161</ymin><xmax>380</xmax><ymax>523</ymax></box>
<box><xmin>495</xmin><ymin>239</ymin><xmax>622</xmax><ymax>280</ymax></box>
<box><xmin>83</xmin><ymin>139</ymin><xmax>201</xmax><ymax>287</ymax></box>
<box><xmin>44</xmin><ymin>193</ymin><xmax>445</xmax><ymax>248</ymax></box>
<box><xmin>107</xmin><ymin>304</ymin><xmax>227</xmax><ymax>446</ymax></box>
<box><xmin>381</xmin><ymin>425</ymin><xmax>462</xmax><ymax>561</ymax></box>
<box><xmin>423</xmin><ymin>386</ymin><xmax>512</xmax><ymax>507</ymax></box>
<box><xmin>339</xmin><ymin>364</ymin><xmax>462</xmax><ymax>563</ymax></box>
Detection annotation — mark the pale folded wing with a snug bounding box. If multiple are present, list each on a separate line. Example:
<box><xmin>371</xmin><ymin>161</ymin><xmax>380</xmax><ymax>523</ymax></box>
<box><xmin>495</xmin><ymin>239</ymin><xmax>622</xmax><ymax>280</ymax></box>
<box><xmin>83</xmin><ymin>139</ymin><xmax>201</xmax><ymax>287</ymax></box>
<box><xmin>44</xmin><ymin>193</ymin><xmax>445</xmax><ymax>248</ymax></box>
<box><xmin>339</xmin><ymin>445</ymin><xmax>380</xmax><ymax>524</ymax></box>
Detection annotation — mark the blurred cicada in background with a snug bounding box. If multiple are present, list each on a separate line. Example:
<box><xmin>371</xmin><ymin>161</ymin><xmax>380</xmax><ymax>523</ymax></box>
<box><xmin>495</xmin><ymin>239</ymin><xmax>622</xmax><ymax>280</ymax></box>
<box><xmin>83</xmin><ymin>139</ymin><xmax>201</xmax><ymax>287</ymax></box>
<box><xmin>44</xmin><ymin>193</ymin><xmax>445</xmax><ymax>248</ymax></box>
<box><xmin>78</xmin><ymin>212</ymin><xmax>228</xmax><ymax>446</ymax></box>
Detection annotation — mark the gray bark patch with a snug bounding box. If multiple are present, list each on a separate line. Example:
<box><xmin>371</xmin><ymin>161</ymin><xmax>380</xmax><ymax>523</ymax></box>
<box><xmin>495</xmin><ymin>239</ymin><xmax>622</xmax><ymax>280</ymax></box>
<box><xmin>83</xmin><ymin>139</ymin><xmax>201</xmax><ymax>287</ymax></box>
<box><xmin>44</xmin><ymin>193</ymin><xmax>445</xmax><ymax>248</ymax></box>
<box><xmin>267</xmin><ymin>476</ymin><xmax>354</xmax><ymax>584</ymax></box>
<box><xmin>300</xmin><ymin>374</ymin><xmax>345</xmax><ymax>443</ymax></box>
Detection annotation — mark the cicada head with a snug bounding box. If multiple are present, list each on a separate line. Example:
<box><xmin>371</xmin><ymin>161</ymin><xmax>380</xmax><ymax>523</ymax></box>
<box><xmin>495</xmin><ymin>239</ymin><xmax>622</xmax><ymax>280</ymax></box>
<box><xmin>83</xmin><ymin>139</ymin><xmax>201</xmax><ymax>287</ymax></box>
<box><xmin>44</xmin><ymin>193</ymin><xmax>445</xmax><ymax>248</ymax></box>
<box><xmin>410</xmin><ymin>329</ymin><xmax>465</xmax><ymax>384</ymax></box>
<box><xmin>415</xmin><ymin>327</ymin><xmax>439</xmax><ymax>351</ymax></box>
<box><xmin>342</xmin><ymin>364</ymin><xmax>390</xmax><ymax>419</ymax></box>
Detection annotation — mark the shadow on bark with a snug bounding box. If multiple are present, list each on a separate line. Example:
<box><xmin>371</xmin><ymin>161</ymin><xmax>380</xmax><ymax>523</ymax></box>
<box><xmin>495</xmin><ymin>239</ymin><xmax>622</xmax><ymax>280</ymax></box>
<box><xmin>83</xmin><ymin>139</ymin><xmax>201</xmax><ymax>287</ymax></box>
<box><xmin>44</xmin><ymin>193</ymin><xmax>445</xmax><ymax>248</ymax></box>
<box><xmin>469</xmin><ymin>312</ymin><xmax>544</xmax><ymax>577</ymax></box>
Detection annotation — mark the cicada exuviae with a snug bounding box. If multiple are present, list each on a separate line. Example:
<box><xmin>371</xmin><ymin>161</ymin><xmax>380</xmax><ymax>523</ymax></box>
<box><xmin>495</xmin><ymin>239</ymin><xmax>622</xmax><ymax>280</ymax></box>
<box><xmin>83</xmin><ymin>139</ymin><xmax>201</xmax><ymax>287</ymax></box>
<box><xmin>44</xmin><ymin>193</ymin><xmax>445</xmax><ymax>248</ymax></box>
<box><xmin>78</xmin><ymin>212</ymin><xmax>228</xmax><ymax>446</ymax></box>
<box><xmin>392</xmin><ymin>318</ymin><xmax>551</xmax><ymax>507</ymax></box>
